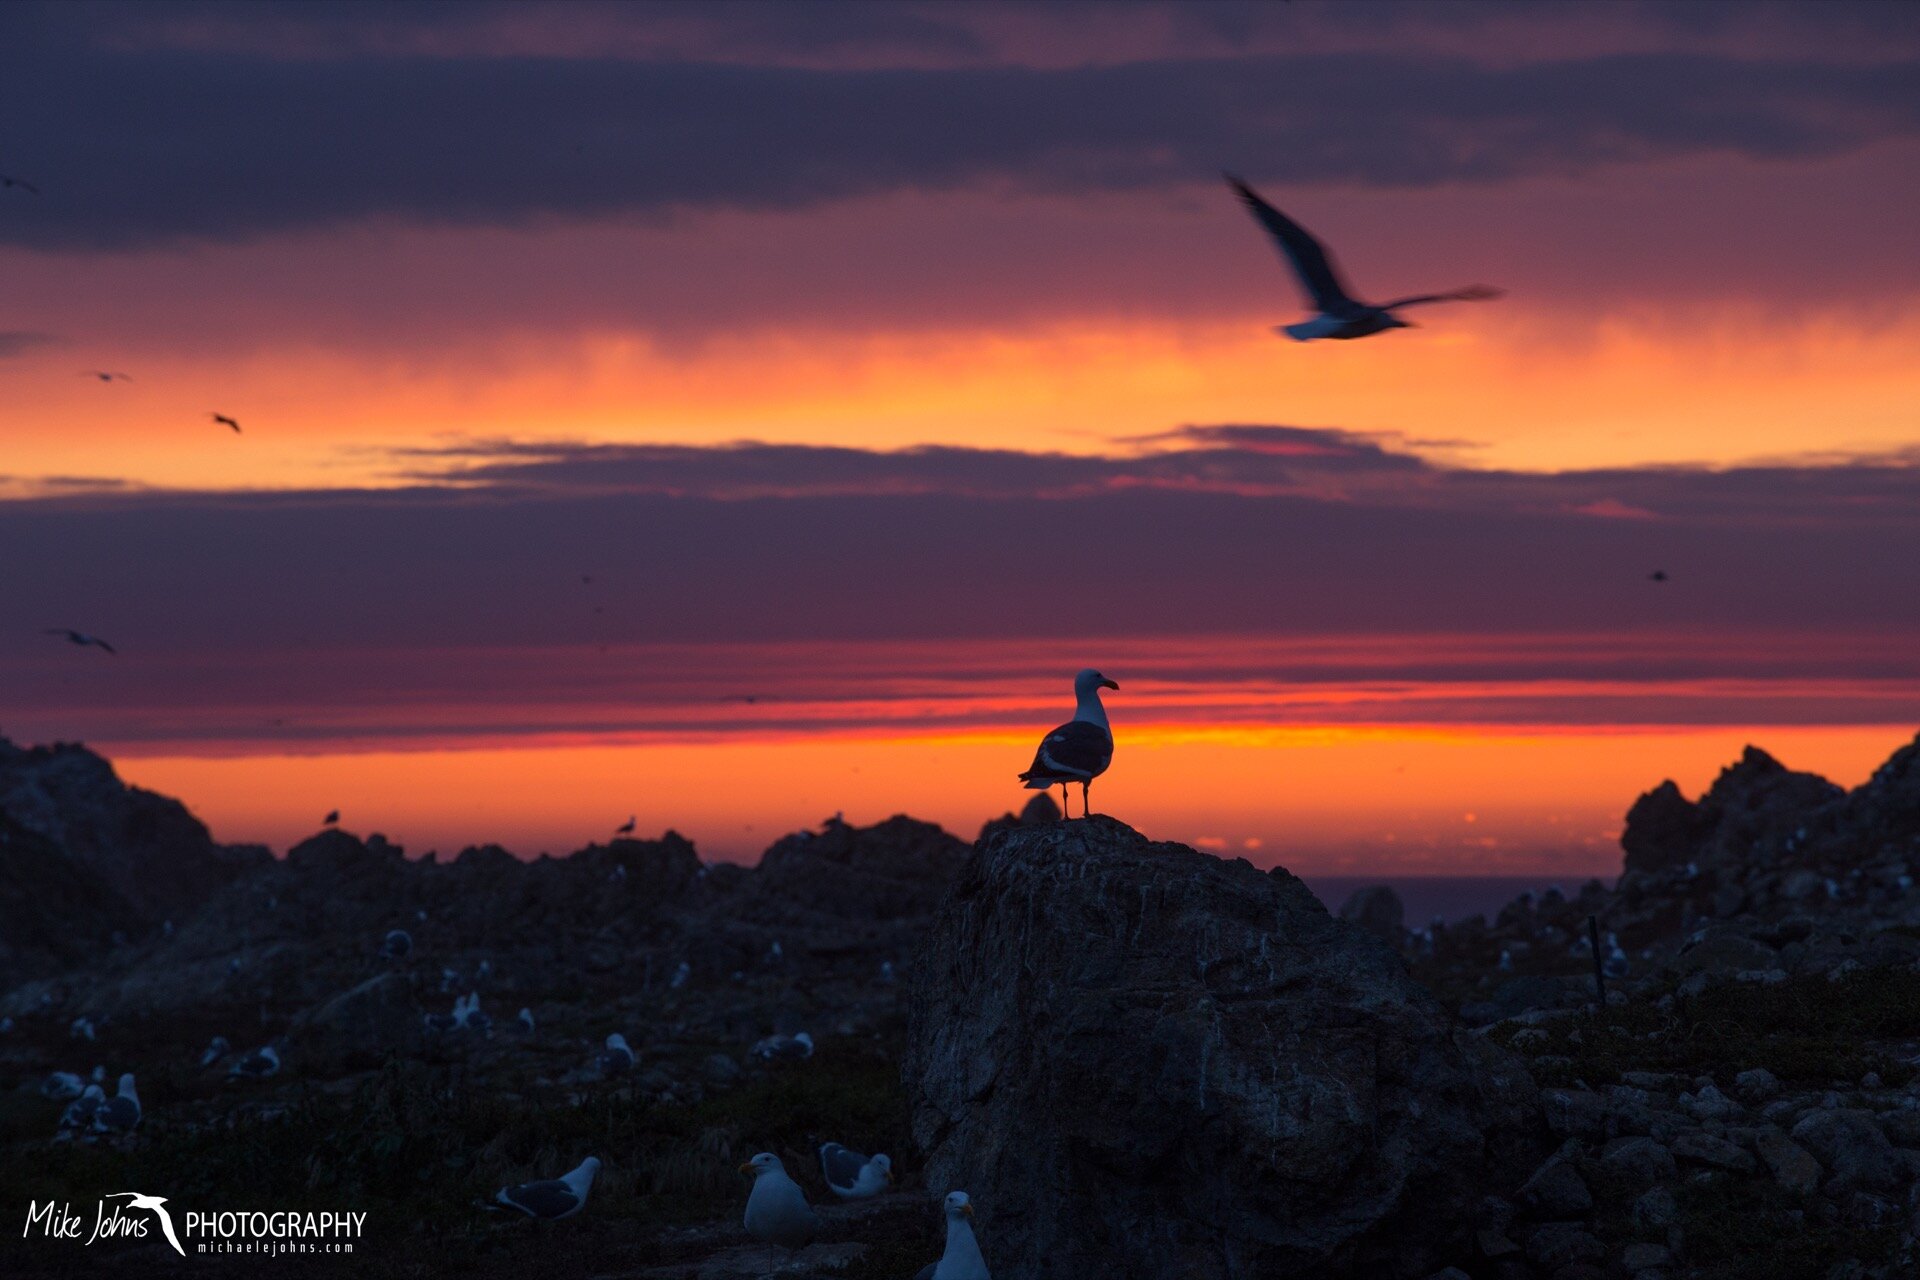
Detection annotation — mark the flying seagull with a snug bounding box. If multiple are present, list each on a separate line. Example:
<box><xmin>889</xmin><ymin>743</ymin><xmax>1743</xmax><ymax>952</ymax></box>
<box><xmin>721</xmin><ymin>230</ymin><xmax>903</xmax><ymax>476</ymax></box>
<box><xmin>1018</xmin><ymin>669</ymin><xmax>1118</xmax><ymax>819</ymax></box>
<box><xmin>1649</xmin><ymin>570</ymin><xmax>1669</xmax><ymax>583</ymax></box>
<box><xmin>80</xmin><ymin>370</ymin><xmax>133</xmax><ymax>383</ymax></box>
<box><xmin>0</xmin><ymin>173</ymin><xmax>38</xmax><ymax>195</ymax></box>
<box><xmin>741</xmin><ymin>1153</ymin><xmax>817</xmax><ymax>1249</ymax></box>
<box><xmin>45</xmin><ymin>628</ymin><xmax>116</xmax><ymax>654</ymax></box>
<box><xmin>1226</xmin><ymin>174</ymin><xmax>1501</xmax><ymax>341</ymax></box>
<box><xmin>818</xmin><ymin>1144</ymin><xmax>892</xmax><ymax>1199</ymax></box>
<box><xmin>912</xmin><ymin>1191</ymin><xmax>991</xmax><ymax>1280</ymax></box>
<box><xmin>490</xmin><ymin>1157</ymin><xmax>601</xmax><ymax>1220</ymax></box>
<box><xmin>211</xmin><ymin>413</ymin><xmax>241</xmax><ymax>433</ymax></box>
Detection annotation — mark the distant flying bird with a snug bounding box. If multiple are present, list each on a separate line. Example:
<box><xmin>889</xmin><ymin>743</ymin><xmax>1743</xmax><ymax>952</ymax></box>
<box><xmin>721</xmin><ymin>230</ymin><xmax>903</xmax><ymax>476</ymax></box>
<box><xmin>490</xmin><ymin>1157</ymin><xmax>600</xmax><ymax>1221</ymax></box>
<box><xmin>0</xmin><ymin>173</ymin><xmax>38</xmax><ymax>195</ymax></box>
<box><xmin>211</xmin><ymin>413</ymin><xmax>241</xmax><ymax>433</ymax></box>
<box><xmin>1649</xmin><ymin>570</ymin><xmax>1669</xmax><ymax>583</ymax></box>
<box><xmin>818</xmin><ymin>1144</ymin><xmax>892</xmax><ymax>1199</ymax></box>
<box><xmin>45</xmin><ymin>628</ymin><xmax>116</xmax><ymax>654</ymax></box>
<box><xmin>1019</xmin><ymin>669</ymin><xmax>1119</xmax><ymax>819</ymax></box>
<box><xmin>80</xmin><ymin>370</ymin><xmax>133</xmax><ymax>383</ymax></box>
<box><xmin>1226</xmin><ymin>174</ymin><xmax>1502</xmax><ymax>341</ymax></box>
<box><xmin>614</xmin><ymin>815</ymin><xmax>636</xmax><ymax>836</ymax></box>
<box><xmin>324</xmin><ymin>809</ymin><xmax>339</xmax><ymax>826</ymax></box>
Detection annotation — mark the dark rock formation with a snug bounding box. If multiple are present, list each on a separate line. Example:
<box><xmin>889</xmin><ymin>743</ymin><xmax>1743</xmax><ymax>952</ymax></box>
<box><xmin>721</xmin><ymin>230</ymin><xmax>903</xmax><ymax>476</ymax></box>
<box><xmin>905</xmin><ymin>817</ymin><xmax>1540</xmax><ymax>1280</ymax></box>
<box><xmin>0</xmin><ymin>738</ymin><xmax>243</xmax><ymax>920</ymax></box>
<box><xmin>1337</xmin><ymin>883</ymin><xmax>1404</xmax><ymax>942</ymax></box>
<box><xmin>753</xmin><ymin>815</ymin><xmax>968</xmax><ymax>922</ymax></box>
<box><xmin>0</xmin><ymin>809</ymin><xmax>144</xmax><ymax>982</ymax></box>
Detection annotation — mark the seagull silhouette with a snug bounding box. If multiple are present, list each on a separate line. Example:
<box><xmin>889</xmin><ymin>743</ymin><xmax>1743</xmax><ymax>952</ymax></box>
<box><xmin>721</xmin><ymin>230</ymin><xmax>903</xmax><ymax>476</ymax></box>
<box><xmin>1649</xmin><ymin>570</ymin><xmax>1669</xmax><ymax>583</ymax></box>
<box><xmin>323</xmin><ymin>809</ymin><xmax>339</xmax><ymax>826</ymax></box>
<box><xmin>106</xmin><ymin>1194</ymin><xmax>184</xmax><ymax>1257</ymax></box>
<box><xmin>45</xmin><ymin>628</ymin><xmax>115</xmax><ymax>654</ymax></box>
<box><xmin>80</xmin><ymin>371</ymin><xmax>133</xmax><ymax>383</ymax></box>
<box><xmin>0</xmin><ymin>173</ymin><xmax>38</xmax><ymax>195</ymax></box>
<box><xmin>614</xmin><ymin>815</ymin><xmax>636</xmax><ymax>836</ymax></box>
<box><xmin>211</xmin><ymin>413</ymin><xmax>241</xmax><ymax>433</ymax></box>
<box><xmin>1226</xmin><ymin>174</ymin><xmax>1502</xmax><ymax>341</ymax></box>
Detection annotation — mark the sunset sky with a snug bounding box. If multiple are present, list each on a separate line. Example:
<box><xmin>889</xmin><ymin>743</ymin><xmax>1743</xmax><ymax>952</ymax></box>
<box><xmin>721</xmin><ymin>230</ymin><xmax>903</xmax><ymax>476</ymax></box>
<box><xmin>4</xmin><ymin>0</ymin><xmax>1918</xmax><ymax>873</ymax></box>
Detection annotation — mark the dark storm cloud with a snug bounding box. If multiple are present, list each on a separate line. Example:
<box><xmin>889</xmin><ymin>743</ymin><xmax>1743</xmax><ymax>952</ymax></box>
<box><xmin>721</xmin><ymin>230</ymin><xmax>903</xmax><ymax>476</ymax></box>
<box><xmin>2</xmin><ymin>29</ymin><xmax>1918</xmax><ymax>248</ymax></box>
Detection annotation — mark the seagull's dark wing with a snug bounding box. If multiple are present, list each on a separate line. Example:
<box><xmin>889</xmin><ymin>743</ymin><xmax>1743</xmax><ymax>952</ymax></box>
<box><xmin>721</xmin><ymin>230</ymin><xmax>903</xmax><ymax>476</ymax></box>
<box><xmin>1225</xmin><ymin>174</ymin><xmax>1360</xmax><ymax>313</ymax></box>
<box><xmin>94</xmin><ymin>639</ymin><xmax>116</xmax><ymax>654</ymax></box>
<box><xmin>496</xmin><ymin>1178</ymin><xmax>578</xmax><ymax>1219</ymax></box>
<box><xmin>818</xmin><ymin>1143</ymin><xmax>868</xmax><ymax>1191</ymax></box>
<box><xmin>1377</xmin><ymin>285</ymin><xmax>1504</xmax><ymax>310</ymax></box>
<box><xmin>1020</xmin><ymin>720</ymin><xmax>1114</xmax><ymax>783</ymax></box>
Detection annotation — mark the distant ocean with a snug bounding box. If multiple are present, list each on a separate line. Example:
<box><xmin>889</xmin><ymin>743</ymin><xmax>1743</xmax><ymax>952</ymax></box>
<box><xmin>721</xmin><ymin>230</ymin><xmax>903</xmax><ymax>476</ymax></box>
<box><xmin>1303</xmin><ymin>875</ymin><xmax>1615</xmax><ymax>926</ymax></box>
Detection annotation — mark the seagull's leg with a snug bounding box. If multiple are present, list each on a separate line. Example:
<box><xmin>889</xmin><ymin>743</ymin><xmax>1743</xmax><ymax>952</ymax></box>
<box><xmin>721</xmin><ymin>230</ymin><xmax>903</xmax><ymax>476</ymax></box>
<box><xmin>1082</xmin><ymin>780</ymin><xmax>1092</xmax><ymax>818</ymax></box>
<box><xmin>1059</xmin><ymin>784</ymin><xmax>1068</xmax><ymax>816</ymax></box>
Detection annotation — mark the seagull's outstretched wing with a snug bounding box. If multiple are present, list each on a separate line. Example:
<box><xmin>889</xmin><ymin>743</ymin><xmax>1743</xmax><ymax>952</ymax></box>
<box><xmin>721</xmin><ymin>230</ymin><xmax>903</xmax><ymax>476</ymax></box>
<box><xmin>1225</xmin><ymin>174</ymin><xmax>1360</xmax><ymax>314</ymax></box>
<box><xmin>1377</xmin><ymin>285</ymin><xmax>1504</xmax><ymax>310</ymax></box>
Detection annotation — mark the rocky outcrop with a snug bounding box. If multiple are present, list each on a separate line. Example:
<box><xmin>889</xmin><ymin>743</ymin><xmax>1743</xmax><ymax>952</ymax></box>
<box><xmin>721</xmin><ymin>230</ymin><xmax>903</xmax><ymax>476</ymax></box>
<box><xmin>1337</xmin><ymin>883</ymin><xmax>1404</xmax><ymax>942</ymax></box>
<box><xmin>752</xmin><ymin>815</ymin><xmax>969</xmax><ymax>923</ymax></box>
<box><xmin>0</xmin><ymin>738</ymin><xmax>244</xmax><ymax>920</ymax></box>
<box><xmin>905</xmin><ymin>817</ymin><xmax>1541</xmax><ymax>1280</ymax></box>
<box><xmin>0</xmin><ymin>809</ymin><xmax>144</xmax><ymax>982</ymax></box>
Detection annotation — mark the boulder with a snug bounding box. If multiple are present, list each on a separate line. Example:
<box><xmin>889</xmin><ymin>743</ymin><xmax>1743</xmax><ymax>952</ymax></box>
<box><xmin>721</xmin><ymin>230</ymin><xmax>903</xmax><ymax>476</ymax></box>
<box><xmin>1791</xmin><ymin>1110</ymin><xmax>1899</xmax><ymax>1195</ymax></box>
<box><xmin>906</xmin><ymin>817</ymin><xmax>1541</xmax><ymax>1280</ymax></box>
<box><xmin>1338</xmin><ymin>885</ymin><xmax>1405</xmax><ymax>943</ymax></box>
<box><xmin>289</xmin><ymin>972</ymin><xmax>423</xmax><ymax>1063</ymax></box>
<box><xmin>754</xmin><ymin>816</ymin><xmax>968</xmax><ymax>921</ymax></box>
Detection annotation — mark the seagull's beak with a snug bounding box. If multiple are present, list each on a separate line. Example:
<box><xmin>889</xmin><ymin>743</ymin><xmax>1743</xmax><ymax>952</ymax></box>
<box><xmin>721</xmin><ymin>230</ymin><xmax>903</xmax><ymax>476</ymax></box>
<box><xmin>961</xmin><ymin>1203</ymin><xmax>974</xmax><ymax>1218</ymax></box>
<box><xmin>1100</xmin><ymin>678</ymin><xmax>1119</xmax><ymax>691</ymax></box>
<box><xmin>738</xmin><ymin>1162</ymin><xmax>754</xmax><ymax>1174</ymax></box>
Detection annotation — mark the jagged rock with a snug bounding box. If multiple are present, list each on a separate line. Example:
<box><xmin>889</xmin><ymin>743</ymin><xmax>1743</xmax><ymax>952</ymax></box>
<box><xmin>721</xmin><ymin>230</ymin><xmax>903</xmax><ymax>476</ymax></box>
<box><xmin>978</xmin><ymin>792</ymin><xmax>1062</xmax><ymax>843</ymax></box>
<box><xmin>290</xmin><ymin>972</ymin><xmax>422</xmax><ymax>1063</ymax></box>
<box><xmin>1523</xmin><ymin>1222</ymin><xmax>1605</xmax><ymax>1269</ymax></box>
<box><xmin>1338</xmin><ymin>884</ymin><xmax>1405</xmax><ymax>943</ymax></box>
<box><xmin>906</xmin><ymin>817</ymin><xmax>1541</xmax><ymax>1280</ymax></box>
<box><xmin>1791</xmin><ymin>1110</ymin><xmax>1899</xmax><ymax>1195</ymax></box>
<box><xmin>1670</xmin><ymin>1132</ymin><xmax>1755</xmax><ymax>1173</ymax></box>
<box><xmin>1754</xmin><ymin>1128</ymin><xmax>1824</xmax><ymax>1195</ymax></box>
<box><xmin>754</xmin><ymin>815</ymin><xmax>967</xmax><ymax>921</ymax></box>
<box><xmin>0</xmin><ymin>738</ymin><xmax>242</xmax><ymax>920</ymax></box>
<box><xmin>1671</xmin><ymin>931</ymin><xmax>1776</xmax><ymax>978</ymax></box>
<box><xmin>1621</xmin><ymin>781</ymin><xmax>1702</xmax><ymax>874</ymax></box>
<box><xmin>1735</xmin><ymin>1068</ymin><xmax>1783</xmax><ymax>1104</ymax></box>
<box><xmin>0</xmin><ymin>809</ymin><xmax>145</xmax><ymax>983</ymax></box>
<box><xmin>1600</xmin><ymin>1137</ymin><xmax>1677</xmax><ymax>1190</ymax></box>
<box><xmin>1518</xmin><ymin>1157</ymin><xmax>1592</xmax><ymax>1219</ymax></box>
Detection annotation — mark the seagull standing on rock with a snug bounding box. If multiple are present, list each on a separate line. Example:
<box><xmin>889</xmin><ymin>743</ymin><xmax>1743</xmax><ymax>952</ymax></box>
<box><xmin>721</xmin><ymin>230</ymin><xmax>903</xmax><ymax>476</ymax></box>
<box><xmin>913</xmin><ymin>1191</ymin><xmax>991</xmax><ymax>1280</ymax></box>
<box><xmin>597</xmin><ymin>1033</ymin><xmax>635</xmax><ymax>1075</ymax></box>
<box><xmin>741</xmin><ymin>1152</ymin><xmax>817</xmax><ymax>1248</ymax></box>
<box><xmin>91</xmin><ymin>1074</ymin><xmax>141</xmax><ymax>1134</ymax></box>
<box><xmin>41</xmin><ymin>1072</ymin><xmax>85</xmax><ymax>1100</ymax></box>
<box><xmin>1226</xmin><ymin>173</ymin><xmax>1502</xmax><ymax>342</ymax></box>
<box><xmin>198</xmin><ymin>1035</ymin><xmax>231</xmax><ymax>1068</ymax></box>
<box><xmin>1018</xmin><ymin>669</ymin><xmax>1119</xmax><ymax>819</ymax></box>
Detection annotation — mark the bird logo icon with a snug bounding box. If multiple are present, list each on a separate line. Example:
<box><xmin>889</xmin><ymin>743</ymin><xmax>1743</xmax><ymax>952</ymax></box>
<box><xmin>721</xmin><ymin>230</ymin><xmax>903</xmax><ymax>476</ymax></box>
<box><xmin>106</xmin><ymin>1193</ymin><xmax>185</xmax><ymax>1256</ymax></box>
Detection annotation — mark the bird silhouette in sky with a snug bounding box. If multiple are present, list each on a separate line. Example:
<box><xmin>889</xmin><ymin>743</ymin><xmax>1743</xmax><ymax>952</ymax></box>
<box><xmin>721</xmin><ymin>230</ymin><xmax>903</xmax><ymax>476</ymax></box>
<box><xmin>614</xmin><ymin>815</ymin><xmax>636</xmax><ymax>836</ymax></box>
<box><xmin>0</xmin><ymin>173</ymin><xmax>38</xmax><ymax>195</ymax></box>
<box><xmin>1226</xmin><ymin>174</ymin><xmax>1502</xmax><ymax>341</ymax></box>
<box><xmin>45</xmin><ymin>628</ymin><xmax>116</xmax><ymax>654</ymax></box>
<box><xmin>211</xmin><ymin>413</ymin><xmax>241</xmax><ymax>433</ymax></box>
<box><xmin>1649</xmin><ymin>570</ymin><xmax>1669</xmax><ymax>583</ymax></box>
<box><xmin>323</xmin><ymin>809</ymin><xmax>339</xmax><ymax>826</ymax></box>
<box><xmin>80</xmin><ymin>370</ymin><xmax>133</xmax><ymax>383</ymax></box>
<box><xmin>105</xmin><ymin>1194</ymin><xmax>184</xmax><ymax>1257</ymax></box>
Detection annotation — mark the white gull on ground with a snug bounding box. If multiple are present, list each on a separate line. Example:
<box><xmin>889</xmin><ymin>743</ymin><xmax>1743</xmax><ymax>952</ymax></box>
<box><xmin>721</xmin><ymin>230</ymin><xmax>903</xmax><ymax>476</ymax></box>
<box><xmin>913</xmin><ymin>1191</ymin><xmax>990</xmax><ymax>1280</ymax></box>
<box><xmin>91</xmin><ymin>1073</ymin><xmax>141</xmax><ymax>1134</ymax></box>
<box><xmin>741</xmin><ymin>1152</ymin><xmax>816</xmax><ymax>1248</ymax></box>
<box><xmin>492</xmin><ymin>1157</ymin><xmax>600</xmax><ymax>1220</ymax></box>
<box><xmin>41</xmin><ymin>1072</ymin><xmax>85</xmax><ymax>1100</ymax></box>
<box><xmin>198</xmin><ymin>1035</ymin><xmax>231</xmax><ymax>1068</ymax></box>
<box><xmin>751</xmin><ymin>1031</ymin><xmax>813</xmax><ymax>1062</ymax></box>
<box><xmin>817</xmin><ymin>1144</ymin><xmax>891</xmax><ymax>1199</ymax></box>
<box><xmin>228</xmin><ymin>1045</ymin><xmax>280</xmax><ymax>1079</ymax></box>
<box><xmin>57</xmin><ymin>1084</ymin><xmax>105</xmax><ymax>1137</ymax></box>
<box><xmin>597</xmin><ymin>1033</ymin><xmax>635</xmax><ymax>1075</ymax></box>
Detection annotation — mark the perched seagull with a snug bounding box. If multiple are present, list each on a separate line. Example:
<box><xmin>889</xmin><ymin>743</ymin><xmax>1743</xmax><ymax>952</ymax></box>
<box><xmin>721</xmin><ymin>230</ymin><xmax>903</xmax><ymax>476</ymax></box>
<box><xmin>58</xmin><ymin>1084</ymin><xmax>106</xmax><ymax>1137</ymax></box>
<box><xmin>91</xmin><ymin>1073</ymin><xmax>142</xmax><ymax>1134</ymax></box>
<box><xmin>614</xmin><ymin>815</ymin><xmax>636</xmax><ymax>836</ymax></box>
<box><xmin>70</xmin><ymin>1016</ymin><xmax>96</xmax><ymax>1041</ymax></box>
<box><xmin>0</xmin><ymin>172</ymin><xmax>39</xmax><ymax>194</ymax></box>
<box><xmin>751</xmin><ymin>1031</ymin><xmax>814</xmax><ymax>1062</ymax></box>
<box><xmin>211</xmin><ymin>413</ymin><xmax>241</xmax><ymax>433</ymax></box>
<box><xmin>490</xmin><ymin>1157</ymin><xmax>601</xmax><ymax>1220</ymax></box>
<box><xmin>1226</xmin><ymin>174</ymin><xmax>1501</xmax><ymax>342</ymax></box>
<box><xmin>40</xmin><ymin>1072</ymin><xmax>86</xmax><ymax>1101</ymax></box>
<box><xmin>463</xmin><ymin>994</ymin><xmax>492</xmax><ymax>1037</ymax></box>
<box><xmin>913</xmin><ymin>1191</ymin><xmax>990</xmax><ymax>1280</ymax></box>
<box><xmin>197</xmin><ymin>1035</ymin><xmax>231</xmax><ymax>1068</ymax></box>
<box><xmin>669</xmin><ymin>960</ymin><xmax>691</xmax><ymax>989</ymax></box>
<box><xmin>597</xmin><ymin>1033</ymin><xmax>636</xmax><ymax>1075</ymax></box>
<box><xmin>1018</xmin><ymin>669</ymin><xmax>1119</xmax><ymax>819</ymax></box>
<box><xmin>323</xmin><ymin>809</ymin><xmax>340</xmax><ymax>826</ymax></box>
<box><xmin>79</xmin><ymin>370</ymin><xmax>133</xmax><ymax>383</ymax></box>
<box><xmin>818</xmin><ymin>1144</ymin><xmax>892</xmax><ymax>1199</ymax></box>
<box><xmin>380</xmin><ymin>929</ymin><xmax>412</xmax><ymax>960</ymax></box>
<box><xmin>741</xmin><ymin>1153</ymin><xmax>817</xmax><ymax>1248</ymax></box>
<box><xmin>227</xmin><ymin>1045</ymin><xmax>280</xmax><ymax>1079</ymax></box>
<box><xmin>516</xmin><ymin>1007</ymin><xmax>535</xmax><ymax>1035</ymax></box>
<box><xmin>44</xmin><ymin>628</ymin><xmax>116</xmax><ymax>655</ymax></box>
<box><xmin>424</xmin><ymin>996</ymin><xmax>467</xmax><ymax>1034</ymax></box>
